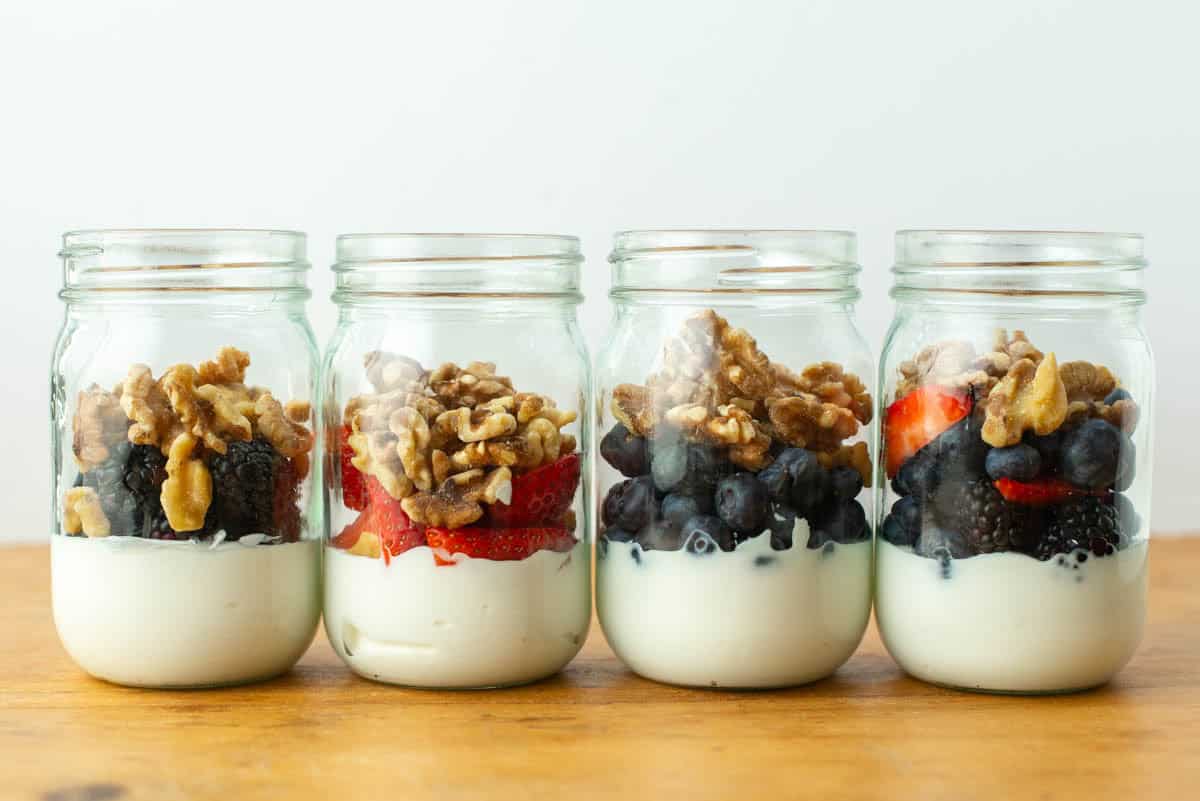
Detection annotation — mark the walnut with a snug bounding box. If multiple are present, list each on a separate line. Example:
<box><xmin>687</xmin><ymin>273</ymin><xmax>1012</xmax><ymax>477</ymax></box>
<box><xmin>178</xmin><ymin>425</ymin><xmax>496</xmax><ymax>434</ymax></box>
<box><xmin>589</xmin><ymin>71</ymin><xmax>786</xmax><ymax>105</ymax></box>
<box><xmin>63</xmin><ymin>487</ymin><xmax>111</xmax><ymax>537</ymax></box>
<box><xmin>401</xmin><ymin>467</ymin><xmax>513</xmax><ymax>528</ymax></box>
<box><xmin>429</xmin><ymin>362</ymin><xmax>514</xmax><ymax>409</ymax></box>
<box><xmin>390</xmin><ymin>407</ymin><xmax>434</xmax><ymax>492</ymax></box>
<box><xmin>816</xmin><ymin>442</ymin><xmax>873</xmax><ymax>488</ymax></box>
<box><xmin>121</xmin><ymin>364</ymin><xmax>177</xmax><ymax>449</ymax></box>
<box><xmin>73</xmin><ymin>385</ymin><xmax>129</xmax><ymax>471</ymax></box>
<box><xmin>728</xmin><ymin>428</ymin><xmax>773</xmax><ymax>471</ymax></box>
<box><xmin>996</xmin><ymin>329</ymin><xmax>1043</xmax><ymax>364</ymax></box>
<box><xmin>779</xmin><ymin>362</ymin><xmax>873</xmax><ymax>426</ymax></box>
<box><xmin>665</xmin><ymin>403</ymin><xmax>759</xmax><ymax>446</ymax></box>
<box><xmin>766</xmin><ymin>394</ymin><xmax>860</xmax><ymax>453</ymax></box>
<box><xmin>364</xmin><ymin>351</ymin><xmax>427</xmax><ymax>394</ymax></box>
<box><xmin>895</xmin><ymin>331</ymin><xmax>1041</xmax><ymax>401</ymax></box>
<box><xmin>648</xmin><ymin>309</ymin><xmax>774</xmax><ymax>407</ymax></box>
<box><xmin>982</xmin><ymin>353</ymin><xmax>1069</xmax><ymax>447</ymax></box>
<box><xmin>611</xmin><ymin>384</ymin><xmax>657</xmax><ymax>436</ymax></box>
<box><xmin>254</xmin><ymin>392</ymin><xmax>315</xmax><ymax>459</ymax></box>
<box><xmin>196</xmin><ymin>346</ymin><xmax>250</xmax><ymax>385</ymax></box>
<box><xmin>1059</xmin><ymin>361</ymin><xmax>1118</xmax><ymax>403</ymax></box>
<box><xmin>160</xmin><ymin>364</ymin><xmax>231</xmax><ymax>454</ymax></box>
<box><xmin>349</xmin><ymin>426</ymin><xmax>413</xmax><ymax>500</ymax></box>
<box><xmin>1065</xmin><ymin>398</ymin><xmax>1140</xmax><ymax>434</ymax></box>
<box><xmin>194</xmin><ymin>384</ymin><xmax>254</xmax><ymax>444</ymax></box>
<box><xmin>161</xmin><ymin>432</ymin><xmax>213</xmax><ymax>532</ymax></box>
<box><xmin>284</xmin><ymin>400</ymin><xmax>311</xmax><ymax>423</ymax></box>
<box><xmin>435</xmin><ymin>406</ymin><xmax>517</xmax><ymax>443</ymax></box>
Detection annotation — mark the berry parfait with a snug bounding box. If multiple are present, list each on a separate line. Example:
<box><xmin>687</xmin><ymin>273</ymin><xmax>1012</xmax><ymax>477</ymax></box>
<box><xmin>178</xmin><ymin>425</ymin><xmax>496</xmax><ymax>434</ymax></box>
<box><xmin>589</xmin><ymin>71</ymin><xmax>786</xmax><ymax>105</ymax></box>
<box><xmin>875</xmin><ymin>230</ymin><xmax>1154</xmax><ymax>694</ymax></box>
<box><xmin>322</xmin><ymin>234</ymin><xmax>590</xmax><ymax>688</ymax></box>
<box><xmin>51</xmin><ymin>230</ymin><xmax>321</xmax><ymax>688</ymax></box>
<box><xmin>596</xmin><ymin>230</ymin><xmax>874</xmax><ymax>689</ymax></box>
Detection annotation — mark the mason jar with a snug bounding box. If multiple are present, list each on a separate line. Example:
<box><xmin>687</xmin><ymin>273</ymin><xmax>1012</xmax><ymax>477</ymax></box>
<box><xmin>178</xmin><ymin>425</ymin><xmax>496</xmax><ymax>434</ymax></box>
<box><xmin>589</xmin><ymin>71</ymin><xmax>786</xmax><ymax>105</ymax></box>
<box><xmin>322</xmin><ymin>233</ymin><xmax>591</xmax><ymax>688</ymax></box>
<box><xmin>595</xmin><ymin>230</ymin><xmax>875</xmax><ymax>688</ymax></box>
<box><xmin>875</xmin><ymin>230</ymin><xmax>1153</xmax><ymax>694</ymax></box>
<box><xmin>51</xmin><ymin>229</ymin><xmax>322</xmax><ymax>688</ymax></box>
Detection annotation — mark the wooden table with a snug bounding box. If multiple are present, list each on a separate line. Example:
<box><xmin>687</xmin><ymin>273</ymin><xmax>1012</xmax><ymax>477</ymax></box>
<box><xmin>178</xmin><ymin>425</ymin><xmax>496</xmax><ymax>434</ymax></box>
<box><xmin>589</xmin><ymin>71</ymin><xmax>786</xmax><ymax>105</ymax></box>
<box><xmin>2</xmin><ymin>539</ymin><xmax>1198</xmax><ymax>801</ymax></box>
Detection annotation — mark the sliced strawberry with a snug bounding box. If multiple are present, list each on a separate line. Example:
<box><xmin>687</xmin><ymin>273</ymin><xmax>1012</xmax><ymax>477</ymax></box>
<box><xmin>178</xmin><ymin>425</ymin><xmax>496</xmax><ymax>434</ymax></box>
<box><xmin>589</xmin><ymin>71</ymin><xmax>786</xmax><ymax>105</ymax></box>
<box><xmin>487</xmin><ymin>453</ymin><xmax>581</xmax><ymax>528</ymax></box>
<box><xmin>884</xmin><ymin>386</ymin><xmax>972</xmax><ymax>478</ymax></box>
<box><xmin>332</xmin><ymin>476</ymin><xmax>424</xmax><ymax>562</ymax></box>
<box><xmin>331</xmin><ymin>510</ymin><xmax>369</xmax><ymax>550</ymax></box>
<box><xmin>426</xmin><ymin>526</ymin><xmax>577</xmax><ymax>565</ymax></box>
<box><xmin>994</xmin><ymin>477</ymin><xmax>1106</xmax><ymax>506</ymax></box>
<box><xmin>339</xmin><ymin>424</ymin><xmax>367</xmax><ymax>511</ymax></box>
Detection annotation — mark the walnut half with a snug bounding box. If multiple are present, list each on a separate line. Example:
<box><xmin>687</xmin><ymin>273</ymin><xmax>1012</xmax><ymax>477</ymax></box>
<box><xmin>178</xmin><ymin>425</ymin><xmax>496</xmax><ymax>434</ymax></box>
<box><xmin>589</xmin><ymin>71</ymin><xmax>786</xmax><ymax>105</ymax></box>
<box><xmin>982</xmin><ymin>353</ymin><xmax>1068</xmax><ymax>447</ymax></box>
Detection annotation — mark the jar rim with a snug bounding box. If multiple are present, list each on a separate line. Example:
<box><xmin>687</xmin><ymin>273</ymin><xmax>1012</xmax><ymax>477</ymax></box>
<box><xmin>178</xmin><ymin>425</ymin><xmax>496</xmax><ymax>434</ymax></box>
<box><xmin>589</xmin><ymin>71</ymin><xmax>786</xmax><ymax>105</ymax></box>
<box><xmin>895</xmin><ymin>229</ymin><xmax>1146</xmax><ymax>269</ymax></box>
<box><xmin>335</xmin><ymin>232</ymin><xmax>581</xmax><ymax>266</ymax></box>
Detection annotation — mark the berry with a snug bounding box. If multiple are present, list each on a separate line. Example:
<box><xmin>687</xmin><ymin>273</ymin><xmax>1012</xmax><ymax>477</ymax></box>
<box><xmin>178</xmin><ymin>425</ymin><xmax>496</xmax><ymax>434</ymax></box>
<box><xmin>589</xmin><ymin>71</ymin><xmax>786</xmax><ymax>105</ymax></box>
<box><xmin>599</xmin><ymin>423</ymin><xmax>649</xmax><ymax>478</ymax></box>
<box><xmin>602</xmin><ymin>527</ymin><xmax>636</xmax><ymax>543</ymax></box>
<box><xmin>1032</xmin><ymin>496</ymin><xmax>1123</xmax><ymax>560</ymax></box>
<box><xmin>1061</xmin><ymin>420</ymin><xmax>1127</xmax><ymax>490</ymax></box>
<box><xmin>79</xmin><ymin>441</ymin><xmax>140</xmax><ymax>534</ymax></box>
<box><xmin>638</xmin><ymin>519</ymin><xmax>683</xmax><ymax>551</ymax></box>
<box><xmin>333</xmin><ymin>476</ymin><xmax>424</xmax><ymax>562</ymax></box>
<box><xmin>881</xmin><ymin>496</ymin><xmax>921</xmax><ymax>547</ymax></box>
<box><xmin>758</xmin><ymin>448</ymin><xmax>828</xmax><ymax>513</ymax></box>
<box><xmin>488</xmin><ymin>453</ymin><xmax>581</xmax><ymax>527</ymax></box>
<box><xmin>913</xmin><ymin>523</ymin><xmax>974</xmax><ymax>560</ymax></box>
<box><xmin>828</xmin><ymin>466</ymin><xmax>864</xmax><ymax>503</ymax></box>
<box><xmin>1113</xmin><ymin>493</ymin><xmax>1141</xmax><ymax>535</ymax></box>
<box><xmin>939</xmin><ymin>479</ymin><xmax>1024</xmax><ymax>554</ymax></box>
<box><xmin>893</xmin><ymin>448</ymin><xmax>939</xmax><ymax>499</ymax></box>
<box><xmin>272</xmin><ymin>454</ymin><xmax>303</xmax><ymax>543</ymax></box>
<box><xmin>808</xmin><ymin>499</ymin><xmax>868</xmax><ymax>548</ymax></box>
<box><xmin>766</xmin><ymin>502</ymin><xmax>798</xmax><ymax>550</ymax></box>
<box><xmin>339</xmin><ymin>424</ymin><xmax>367</xmax><ymax>511</ymax></box>
<box><xmin>893</xmin><ymin>415</ymin><xmax>988</xmax><ymax>500</ymax></box>
<box><xmin>1024</xmin><ymin>430</ymin><xmax>1064</xmax><ymax>471</ymax></box>
<box><xmin>985</xmin><ymin>443</ymin><xmax>1041</xmax><ymax>482</ymax></box>
<box><xmin>651</xmin><ymin>437</ymin><xmax>728</xmax><ymax>495</ymax></box>
<box><xmin>884</xmin><ymin>386</ymin><xmax>972</xmax><ymax>478</ymax></box>
<box><xmin>426</xmin><ymin>526</ymin><xmax>576</xmax><ymax>564</ymax></box>
<box><xmin>993</xmin><ymin>477</ymin><xmax>1099</xmax><ymax>506</ymax></box>
<box><xmin>714</xmin><ymin>473</ymin><xmax>769</xmax><ymax>535</ymax></box>
<box><xmin>661</xmin><ymin>493</ymin><xmax>711</xmax><ymax>530</ymax></box>
<box><xmin>649</xmin><ymin>433</ymin><xmax>688</xmax><ymax>492</ymax></box>
<box><xmin>1104</xmin><ymin>388</ymin><xmax>1133</xmax><ymax>405</ymax></box>
<box><xmin>602</xmin><ymin>476</ymin><xmax>658</xmax><ymax>532</ymax></box>
<box><xmin>679</xmin><ymin>515</ymin><xmax>735</xmax><ymax>553</ymax></box>
<box><xmin>208</xmin><ymin>439</ymin><xmax>281</xmax><ymax>539</ymax></box>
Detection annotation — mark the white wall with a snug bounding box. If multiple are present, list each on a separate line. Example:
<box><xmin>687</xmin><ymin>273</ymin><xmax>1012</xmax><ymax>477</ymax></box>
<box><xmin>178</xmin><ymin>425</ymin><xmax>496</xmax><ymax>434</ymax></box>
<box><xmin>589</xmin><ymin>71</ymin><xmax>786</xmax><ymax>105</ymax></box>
<box><xmin>1</xmin><ymin>0</ymin><xmax>1197</xmax><ymax>541</ymax></box>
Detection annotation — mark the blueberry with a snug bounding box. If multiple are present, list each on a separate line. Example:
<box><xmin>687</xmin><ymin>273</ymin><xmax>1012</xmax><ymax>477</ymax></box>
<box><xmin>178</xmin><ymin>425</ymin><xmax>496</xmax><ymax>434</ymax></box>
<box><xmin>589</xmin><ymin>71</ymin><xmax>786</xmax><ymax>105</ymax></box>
<box><xmin>880</xmin><ymin>496</ymin><xmax>921</xmax><ymax>546</ymax></box>
<box><xmin>896</xmin><ymin>449</ymin><xmax>940</xmax><ymax>500</ymax></box>
<box><xmin>714</xmin><ymin>473</ymin><xmax>770</xmax><ymax>535</ymax></box>
<box><xmin>928</xmin><ymin>415</ymin><xmax>989</xmax><ymax>481</ymax></box>
<box><xmin>809</xmin><ymin>499</ymin><xmax>868</xmax><ymax>547</ymax></box>
<box><xmin>1113</xmin><ymin>493</ymin><xmax>1141</xmax><ymax>536</ymax></box>
<box><xmin>1061</xmin><ymin>419</ymin><xmax>1124</xmax><ymax>490</ymax></box>
<box><xmin>913</xmin><ymin>523</ymin><xmax>974</xmax><ymax>560</ymax></box>
<box><xmin>766</xmin><ymin>502</ymin><xmax>798</xmax><ymax>550</ymax></box>
<box><xmin>649</xmin><ymin>432</ymin><xmax>688</xmax><ymax>492</ymax></box>
<box><xmin>758</xmin><ymin>448</ymin><xmax>806</xmax><ymax>502</ymax></box>
<box><xmin>985</xmin><ymin>443</ymin><xmax>1042</xmax><ymax>482</ymax></box>
<box><xmin>1114</xmin><ymin>436</ymin><xmax>1136</xmax><ymax>492</ymax></box>
<box><xmin>1025</xmin><ymin>429</ymin><xmax>1064</xmax><ymax>470</ymax></box>
<box><xmin>758</xmin><ymin>448</ymin><xmax>828</xmax><ymax>512</ymax></box>
<box><xmin>661</xmin><ymin>493</ymin><xmax>711</xmax><ymax>530</ymax></box>
<box><xmin>1104</xmin><ymin>388</ymin><xmax>1133</xmax><ymax>405</ymax></box>
<box><xmin>679</xmin><ymin>515</ymin><xmax>735</xmax><ymax>553</ymax></box>
<box><xmin>638</xmin><ymin>519</ymin><xmax>683</xmax><ymax>551</ymax></box>
<box><xmin>599</xmin><ymin>423</ymin><xmax>649</xmax><ymax>478</ymax></box>
<box><xmin>602</xmin><ymin>527</ymin><xmax>635</xmax><ymax>543</ymax></box>
<box><xmin>829</xmin><ymin>466</ymin><xmax>864</xmax><ymax>503</ymax></box>
<box><xmin>605</xmin><ymin>475</ymin><xmax>659</xmax><ymax>531</ymax></box>
<box><xmin>881</xmin><ymin>515</ymin><xmax>913</xmax><ymax>547</ymax></box>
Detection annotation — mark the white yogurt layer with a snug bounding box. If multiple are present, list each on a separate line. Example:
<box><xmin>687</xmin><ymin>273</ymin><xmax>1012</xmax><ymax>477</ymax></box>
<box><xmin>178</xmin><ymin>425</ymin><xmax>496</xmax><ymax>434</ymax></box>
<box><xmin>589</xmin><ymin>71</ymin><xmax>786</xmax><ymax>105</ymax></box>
<box><xmin>596</xmin><ymin>519</ymin><xmax>872</xmax><ymax>689</ymax></box>
<box><xmin>52</xmin><ymin>535</ymin><xmax>320</xmax><ymax>688</ymax></box>
<box><xmin>875</xmin><ymin>538</ymin><xmax>1148</xmax><ymax>693</ymax></box>
<box><xmin>323</xmin><ymin>541</ymin><xmax>591</xmax><ymax>688</ymax></box>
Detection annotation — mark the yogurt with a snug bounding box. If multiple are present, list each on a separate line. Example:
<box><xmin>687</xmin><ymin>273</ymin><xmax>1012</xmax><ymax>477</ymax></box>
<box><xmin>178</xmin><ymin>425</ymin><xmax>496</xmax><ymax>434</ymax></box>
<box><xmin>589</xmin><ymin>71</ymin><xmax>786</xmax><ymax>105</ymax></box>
<box><xmin>875</xmin><ymin>538</ymin><xmax>1148</xmax><ymax>693</ymax></box>
<box><xmin>324</xmin><ymin>542</ymin><xmax>591</xmax><ymax>688</ymax></box>
<box><xmin>596</xmin><ymin>519</ymin><xmax>872</xmax><ymax>688</ymax></box>
<box><xmin>51</xmin><ymin>535</ymin><xmax>320</xmax><ymax>688</ymax></box>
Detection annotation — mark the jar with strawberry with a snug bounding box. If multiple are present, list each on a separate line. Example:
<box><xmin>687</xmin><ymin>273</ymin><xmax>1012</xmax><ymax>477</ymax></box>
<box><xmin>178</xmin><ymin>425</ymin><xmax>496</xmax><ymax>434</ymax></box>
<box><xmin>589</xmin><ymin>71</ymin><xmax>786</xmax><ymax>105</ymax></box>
<box><xmin>595</xmin><ymin>230</ymin><xmax>875</xmax><ymax>688</ymax></box>
<box><xmin>323</xmin><ymin>234</ymin><xmax>590</xmax><ymax>688</ymax></box>
<box><xmin>875</xmin><ymin>230</ymin><xmax>1154</xmax><ymax>694</ymax></box>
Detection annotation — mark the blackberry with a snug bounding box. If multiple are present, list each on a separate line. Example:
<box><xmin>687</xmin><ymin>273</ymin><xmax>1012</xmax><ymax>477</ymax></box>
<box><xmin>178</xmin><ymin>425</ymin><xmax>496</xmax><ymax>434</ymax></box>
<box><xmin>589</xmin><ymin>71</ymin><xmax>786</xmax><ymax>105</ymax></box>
<box><xmin>80</xmin><ymin>441</ymin><xmax>170</xmax><ymax>536</ymax></box>
<box><xmin>938</xmin><ymin>479</ymin><xmax>1029</xmax><ymax>554</ymax></box>
<box><xmin>1033</xmin><ymin>496</ymin><xmax>1123</xmax><ymax>561</ymax></box>
<box><xmin>208</xmin><ymin>439</ymin><xmax>286</xmax><ymax>539</ymax></box>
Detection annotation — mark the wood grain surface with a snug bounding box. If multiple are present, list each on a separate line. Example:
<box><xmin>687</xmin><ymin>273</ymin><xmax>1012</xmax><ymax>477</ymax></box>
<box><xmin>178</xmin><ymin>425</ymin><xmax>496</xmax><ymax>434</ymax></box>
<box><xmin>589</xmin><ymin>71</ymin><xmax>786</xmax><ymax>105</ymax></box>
<box><xmin>2</xmin><ymin>539</ymin><xmax>1198</xmax><ymax>801</ymax></box>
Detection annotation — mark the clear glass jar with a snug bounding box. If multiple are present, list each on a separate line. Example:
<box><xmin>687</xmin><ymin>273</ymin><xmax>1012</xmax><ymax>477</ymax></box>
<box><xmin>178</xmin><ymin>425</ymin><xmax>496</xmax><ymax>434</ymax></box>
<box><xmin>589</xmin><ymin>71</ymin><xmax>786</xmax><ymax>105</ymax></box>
<box><xmin>875</xmin><ymin>230</ymin><xmax>1153</xmax><ymax>694</ymax></box>
<box><xmin>595</xmin><ymin>230</ymin><xmax>875</xmax><ymax>689</ymax></box>
<box><xmin>50</xmin><ymin>229</ymin><xmax>322</xmax><ymax>688</ymax></box>
<box><xmin>322</xmin><ymin>233</ymin><xmax>591</xmax><ymax>688</ymax></box>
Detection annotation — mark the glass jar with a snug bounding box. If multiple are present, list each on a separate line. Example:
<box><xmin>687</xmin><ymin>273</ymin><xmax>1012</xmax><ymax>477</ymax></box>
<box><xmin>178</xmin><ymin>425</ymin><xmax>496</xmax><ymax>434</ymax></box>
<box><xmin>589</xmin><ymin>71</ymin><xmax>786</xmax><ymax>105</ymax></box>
<box><xmin>322</xmin><ymin>233</ymin><xmax>591</xmax><ymax>688</ymax></box>
<box><xmin>51</xmin><ymin>229</ymin><xmax>322</xmax><ymax>688</ymax></box>
<box><xmin>875</xmin><ymin>230</ymin><xmax>1153</xmax><ymax>694</ymax></box>
<box><xmin>595</xmin><ymin>230</ymin><xmax>875</xmax><ymax>689</ymax></box>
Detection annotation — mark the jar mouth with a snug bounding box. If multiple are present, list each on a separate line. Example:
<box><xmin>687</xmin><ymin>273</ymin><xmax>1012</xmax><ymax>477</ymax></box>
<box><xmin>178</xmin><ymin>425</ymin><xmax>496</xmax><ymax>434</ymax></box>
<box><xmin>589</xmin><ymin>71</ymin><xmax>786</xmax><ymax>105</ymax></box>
<box><xmin>892</xmin><ymin>230</ymin><xmax>1147</xmax><ymax>300</ymax></box>
<box><xmin>609</xmin><ymin>229</ymin><xmax>860</xmax><ymax>295</ymax></box>
<box><xmin>60</xmin><ymin>228</ymin><xmax>310</xmax><ymax>294</ymax></box>
<box><xmin>333</xmin><ymin>233</ymin><xmax>582</xmax><ymax>298</ymax></box>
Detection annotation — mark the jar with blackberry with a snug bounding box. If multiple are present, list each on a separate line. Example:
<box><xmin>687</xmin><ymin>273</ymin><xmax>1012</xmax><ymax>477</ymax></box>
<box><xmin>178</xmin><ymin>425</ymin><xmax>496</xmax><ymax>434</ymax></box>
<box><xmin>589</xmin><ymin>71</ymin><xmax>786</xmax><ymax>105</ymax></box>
<box><xmin>322</xmin><ymin>234</ymin><xmax>590</xmax><ymax>688</ymax></box>
<box><xmin>595</xmin><ymin>230</ymin><xmax>874</xmax><ymax>688</ymax></box>
<box><xmin>51</xmin><ymin>229</ymin><xmax>321</xmax><ymax>688</ymax></box>
<box><xmin>875</xmin><ymin>230</ymin><xmax>1153</xmax><ymax>694</ymax></box>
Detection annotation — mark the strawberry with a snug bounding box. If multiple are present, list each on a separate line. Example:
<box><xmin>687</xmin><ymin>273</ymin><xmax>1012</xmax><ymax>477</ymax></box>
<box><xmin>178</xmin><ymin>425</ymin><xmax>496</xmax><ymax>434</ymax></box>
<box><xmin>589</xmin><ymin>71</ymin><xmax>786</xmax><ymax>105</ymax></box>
<box><xmin>487</xmin><ymin>453</ymin><xmax>581</xmax><ymax>528</ymax></box>
<box><xmin>884</xmin><ymin>386</ymin><xmax>972</xmax><ymax>478</ymax></box>
<box><xmin>426</xmin><ymin>525</ymin><xmax>577</xmax><ymax>565</ymax></box>
<box><xmin>339</xmin><ymin>424</ymin><xmax>367</xmax><ymax>511</ymax></box>
<box><xmin>332</xmin><ymin>476</ymin><xmax>425</xmax><ymax>563</ymax></box>
<box><xmin>994</xmin><ymin>477</ymin><xmax>1105</xmax><ymax>506</ymax></box>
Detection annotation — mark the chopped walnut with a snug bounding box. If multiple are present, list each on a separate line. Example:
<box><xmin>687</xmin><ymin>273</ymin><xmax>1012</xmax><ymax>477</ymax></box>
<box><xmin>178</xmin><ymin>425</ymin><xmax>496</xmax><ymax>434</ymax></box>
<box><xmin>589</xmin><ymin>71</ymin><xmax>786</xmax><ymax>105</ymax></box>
<box><xmin>1065</xmin><ymin>398</ymin><xmax>1140</xmax><ymax>434</ymax></box>
<box><xmin>196</xmin><ymin>346</ymin><xmax>250</xmax><ymax>386</ymax></box>
<box><xmin>349</xmin><ymin>426</ymin><xmax>413</xmax><ymax>500</ymax></box>
<box><xmin>365</xmin><ymin>351</ymin><xmax>427</xmax><ymax>394</ymax></box>
<box><xmin>429</xmin><ymin>362</ymin><xmax>514</xmax><ymax>409</ymax></box>
<box><xmin>982</xmin><ymin>353</ymin><xmax>1069</xmax><ymax>447</ymax></box>
<box><xmin>817</xmin><ymin>442</ymin><xmax>873</xmax><ymax>488</ymax></box>
<box><xmin>611</xmin><ymin>384</ymin><xmax>658</xmax><ymax>437</ymax></box>
<box><xmin>1059</xmin><ymin>361</ymin><xmax>1118</xmax><ymax>403</ymax></box>
<box><xmin>390</xmin><ymin>407</ymin><xmax>434</xmax><ymax>492</ymax></box>
<box><xmin>435</xmin><ymin>405</ymin><xmax>518</xmax><ymax>443</ymax></box>
<box><xmin>767</xmin><ymin>394</ymin><xmax>860</xmax><ymax>453</ymax></box>
<box><xmin>63</xmin><ymin>487</ymin><xmax>111</xmax><ymax>537</ymax></box>
<box><xmin>284</xmin><ymin>400</ymin><xmax>311</xmax><ymax>423</ymax></box>
<box><xmin>73</xmin><ymin>385</ymin><xmax>129</xmax><ymax>471</ymax></box>
<box><xmin>253</xmin><ymin>392</ymin><xmax>315</xmax><ymax>459</ymax></box>
<box><xmin>895</xmin><ymin>330</ymin><xmax>1043</xmax><ymax>401</ymax></box>
<box><xmin>401</xmin><ymin>467</ymin><xmax>513</xmax><ymax>528</ymax></box>
<box><xmin>161</xmin><ymin>432</ymin><xmax>213</xmax><ymax>532</ymax></box>
<box><xmin>121</xmin><ymin>364</ymin><xmax>179</xmax><ymax>449</ymax></box>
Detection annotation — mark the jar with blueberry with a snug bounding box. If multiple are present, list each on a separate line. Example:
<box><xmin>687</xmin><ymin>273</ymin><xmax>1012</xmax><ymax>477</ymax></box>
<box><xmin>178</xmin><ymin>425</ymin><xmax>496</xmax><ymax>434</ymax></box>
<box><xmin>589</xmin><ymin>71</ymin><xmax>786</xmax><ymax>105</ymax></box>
<box><xmin>595</xmin><ymin>230</ymin><xmax>875</xmax><ymax>688</ymax></box>
<box><xmin>875</xmin><ymin>230</ymin><xmax>1153</xmax><ymax>694</ymax></box>
<box><xmin>321</xmin><ymin>234</ymin><xmax>591</xmax><ymax>688</ymax></box>
<box><xmin>50</xmin><ymin>229</ymin><xmax>322</xmax><ymax>687</ymax></box>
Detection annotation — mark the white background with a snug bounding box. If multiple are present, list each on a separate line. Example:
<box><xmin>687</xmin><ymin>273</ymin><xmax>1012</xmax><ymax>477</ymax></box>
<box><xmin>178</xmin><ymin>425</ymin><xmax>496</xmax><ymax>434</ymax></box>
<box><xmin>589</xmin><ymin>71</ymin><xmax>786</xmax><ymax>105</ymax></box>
<box><xmin>1</xmin><ymin>0</ymin><xmax>1197</xmax><ymax>541</ymax></box>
